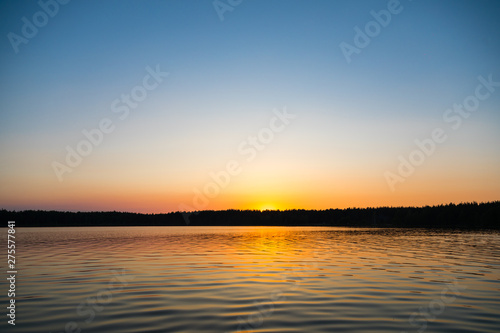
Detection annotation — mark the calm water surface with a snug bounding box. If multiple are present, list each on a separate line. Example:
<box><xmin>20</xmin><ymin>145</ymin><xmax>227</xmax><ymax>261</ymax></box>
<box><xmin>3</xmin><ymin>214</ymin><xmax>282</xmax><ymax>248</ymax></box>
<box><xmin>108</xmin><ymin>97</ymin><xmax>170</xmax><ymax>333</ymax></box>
<box><xmin>1</xmin><ymin>227</ymin><xmax>499</xmax><ymax>332</ymax></box>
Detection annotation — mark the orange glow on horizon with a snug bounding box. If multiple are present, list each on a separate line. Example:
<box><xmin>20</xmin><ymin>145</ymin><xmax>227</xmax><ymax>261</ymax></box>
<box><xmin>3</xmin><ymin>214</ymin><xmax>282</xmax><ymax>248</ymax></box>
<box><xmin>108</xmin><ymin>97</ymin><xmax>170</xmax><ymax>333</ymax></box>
<box><xmin>258</xmin><ymin>204</ymin><xmax>279</xmax><ymax>211</ymax></box>
<box><xmin>1</xmin><ymin>163</ymin><xmax>499</xmax><ymax>213</ymax></box>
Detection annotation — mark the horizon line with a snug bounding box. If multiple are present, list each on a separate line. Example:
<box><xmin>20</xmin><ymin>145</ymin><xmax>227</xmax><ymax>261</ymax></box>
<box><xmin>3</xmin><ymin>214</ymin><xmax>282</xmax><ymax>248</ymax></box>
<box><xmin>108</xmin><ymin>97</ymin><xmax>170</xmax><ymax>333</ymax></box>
<box><xmin>2</xmin><ymin>200</ymin><xmax>498</xmax><ymax>215</ymax></box>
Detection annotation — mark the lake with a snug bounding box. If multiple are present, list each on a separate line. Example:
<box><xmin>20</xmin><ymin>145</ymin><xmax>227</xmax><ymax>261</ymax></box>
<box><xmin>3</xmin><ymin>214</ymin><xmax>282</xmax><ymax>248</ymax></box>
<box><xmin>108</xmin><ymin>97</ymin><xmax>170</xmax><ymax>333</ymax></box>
<box><xmin>1</xmin><ymin>227</ymin><xmax>500</xmax><ymax>332</ymax></box>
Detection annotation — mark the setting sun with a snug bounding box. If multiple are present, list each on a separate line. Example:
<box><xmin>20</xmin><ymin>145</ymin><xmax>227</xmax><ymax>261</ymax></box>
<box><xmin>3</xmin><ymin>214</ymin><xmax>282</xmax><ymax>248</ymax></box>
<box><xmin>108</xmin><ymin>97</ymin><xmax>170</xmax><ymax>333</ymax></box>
<box><xmin>259</xmin><ymin>204</ymin><xmax>278</xmax><ymax>211</ymax></box>
<box><xmin>1</xmin><ymin>1</ymin><xmax>500</xmax><ymax>332</ymax></box>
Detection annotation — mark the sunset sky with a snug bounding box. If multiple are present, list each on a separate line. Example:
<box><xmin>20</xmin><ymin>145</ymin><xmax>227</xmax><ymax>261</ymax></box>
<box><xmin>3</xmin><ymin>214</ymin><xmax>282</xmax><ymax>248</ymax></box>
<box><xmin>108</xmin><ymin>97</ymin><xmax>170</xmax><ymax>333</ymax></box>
<box><xmin>1</xmin><ymin>0</ymin><xmax>499</xmax><ymax>213</ymax></box>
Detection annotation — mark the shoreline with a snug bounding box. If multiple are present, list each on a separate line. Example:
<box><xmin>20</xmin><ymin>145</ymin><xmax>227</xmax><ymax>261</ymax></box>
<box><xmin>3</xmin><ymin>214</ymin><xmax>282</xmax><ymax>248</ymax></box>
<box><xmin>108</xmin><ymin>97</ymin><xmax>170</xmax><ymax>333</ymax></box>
<box><xmin>1</xmin><ymin>201</ymin><xmax>499</xmax><ymax>229</ymax></box>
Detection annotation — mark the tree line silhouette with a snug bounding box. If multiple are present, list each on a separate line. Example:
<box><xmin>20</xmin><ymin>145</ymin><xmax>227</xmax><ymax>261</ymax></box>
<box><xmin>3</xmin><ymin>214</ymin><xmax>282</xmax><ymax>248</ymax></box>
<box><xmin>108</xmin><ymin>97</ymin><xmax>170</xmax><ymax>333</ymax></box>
<box><xmin>1</xmin><ymin>201</ymin><xmax>499</xmax><ymax>229</ymax></box>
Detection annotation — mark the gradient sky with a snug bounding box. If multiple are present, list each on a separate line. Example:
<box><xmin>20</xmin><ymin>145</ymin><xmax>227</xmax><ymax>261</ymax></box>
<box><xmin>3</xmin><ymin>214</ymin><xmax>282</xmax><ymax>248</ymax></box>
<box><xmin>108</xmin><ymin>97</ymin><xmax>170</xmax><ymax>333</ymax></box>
<box><xmin>1</xmin><ymin>0</ymin><xmax>499</xmax><ymax>213</ymax></box>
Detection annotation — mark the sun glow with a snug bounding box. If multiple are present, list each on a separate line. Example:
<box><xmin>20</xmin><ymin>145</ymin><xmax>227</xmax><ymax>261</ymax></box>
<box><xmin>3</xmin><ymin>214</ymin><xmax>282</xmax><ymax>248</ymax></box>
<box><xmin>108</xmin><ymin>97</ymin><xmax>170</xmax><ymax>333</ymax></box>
<box><xmin>259</xmin><ymin>204</ymin><xmax>278</xmax><ymax>211</ymax></box>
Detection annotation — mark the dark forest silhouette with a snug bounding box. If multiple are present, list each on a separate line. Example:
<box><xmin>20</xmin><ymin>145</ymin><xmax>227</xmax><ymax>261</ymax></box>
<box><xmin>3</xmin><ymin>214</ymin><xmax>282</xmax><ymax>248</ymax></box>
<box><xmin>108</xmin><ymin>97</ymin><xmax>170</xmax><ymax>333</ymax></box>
<box><xmin>1</xmin><ymin>201</ymin><xmax>499</xmax><ymax>228</ymax></box>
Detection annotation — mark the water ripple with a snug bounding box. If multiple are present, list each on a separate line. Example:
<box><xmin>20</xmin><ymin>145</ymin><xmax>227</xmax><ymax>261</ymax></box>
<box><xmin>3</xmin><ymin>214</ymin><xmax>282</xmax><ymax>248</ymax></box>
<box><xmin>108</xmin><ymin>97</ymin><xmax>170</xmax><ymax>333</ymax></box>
<box><xmin>0</xmin><ymin>227</ymin><xmax>499</xmax><ymax>332</ymax></box>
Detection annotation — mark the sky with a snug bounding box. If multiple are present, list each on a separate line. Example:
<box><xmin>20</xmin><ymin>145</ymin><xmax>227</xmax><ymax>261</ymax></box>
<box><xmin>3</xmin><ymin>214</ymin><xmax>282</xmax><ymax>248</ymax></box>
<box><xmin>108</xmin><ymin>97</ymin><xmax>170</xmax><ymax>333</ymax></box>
<box><xmin>1</xmin><ymin>0</ymin><xmax>499</xmax><ymax>213</ymax></box>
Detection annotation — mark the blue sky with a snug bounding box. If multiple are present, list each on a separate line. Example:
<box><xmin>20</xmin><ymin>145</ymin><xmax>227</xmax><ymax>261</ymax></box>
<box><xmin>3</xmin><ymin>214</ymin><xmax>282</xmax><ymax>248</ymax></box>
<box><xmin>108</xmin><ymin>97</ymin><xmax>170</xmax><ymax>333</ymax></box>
<box><xmin>1</xmin><ymin>0</ymin><xmax>499</xmax><ymax>212</ymax></box>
